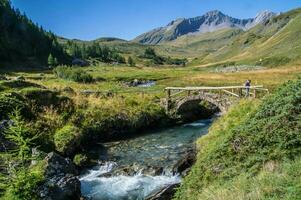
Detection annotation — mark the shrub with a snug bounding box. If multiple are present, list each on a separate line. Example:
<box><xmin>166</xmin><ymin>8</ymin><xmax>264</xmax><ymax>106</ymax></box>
<box><xmin>54</xmin><ymin>125</ymin><xmax>83</xmax><ymax>156</ymax></box>
<box><xmin>1</xmin><ymin>110</ymin><xmax>43</xmax><ymax>200</ymax></box>
<box><xmin>53</xmin><ymin>66</ymin><xmax>94</xmax><ymax>83</ymax></box>
<box><xmin>3</xmin><ymin>166</ymin><xmax>45</xmax><ymax>200</ymax></box>
<box><xmin>3</xmin><ymin>109</ymin><xmax>38</xmax><ymax>161</ymax></box>
<box><xmin>73</xmin><ymin>153</ymin><xmax>88</xmax><ymax>168</ymax></box>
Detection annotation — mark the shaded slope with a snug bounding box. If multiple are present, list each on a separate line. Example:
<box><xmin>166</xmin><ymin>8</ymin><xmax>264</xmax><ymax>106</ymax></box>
<box><xmin>0</xmin><ymin>0</ymin><xmax>70</xmax><ymax>68</ymax></box>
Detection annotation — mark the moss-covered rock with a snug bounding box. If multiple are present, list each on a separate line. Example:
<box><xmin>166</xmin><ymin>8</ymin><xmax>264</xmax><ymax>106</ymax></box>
<box><xmin>73</xmin><ymin>153</ymin><xmax>89</xmax><ymax>168</ymax></box>
<box><xmin>54</xmin><ymin>125</ymin><xmax>83</xmax><ymax>156</ymax></box>
<box><xmin>0</xmin><ymin>92</ymin><xmax>33</xmax><ymax>120</ymax></box>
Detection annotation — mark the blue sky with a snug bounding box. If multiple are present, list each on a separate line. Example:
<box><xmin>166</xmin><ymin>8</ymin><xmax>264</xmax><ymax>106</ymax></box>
<box><xmin>11</xmin><ymin>0</ymin><xmax>301</xmax><ymax>41</ymax></box>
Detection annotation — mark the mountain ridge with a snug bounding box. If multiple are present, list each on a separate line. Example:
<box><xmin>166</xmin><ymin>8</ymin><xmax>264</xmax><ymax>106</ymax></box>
<box><xmin>133</xmin><ymin>10</ymin><xmax>276</xmax><ymax>44</ymax></box>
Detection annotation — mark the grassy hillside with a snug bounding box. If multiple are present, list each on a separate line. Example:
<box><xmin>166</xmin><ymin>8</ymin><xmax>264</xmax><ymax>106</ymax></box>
<box><xmin>164</xmin><ymin>8</ymin><xmax>301</xmax><ymax>67</ymax></box>
<box><xmin>174</xmin><ymin>78</ymin><xmax>301</xmax><ymax>200</ymax></box>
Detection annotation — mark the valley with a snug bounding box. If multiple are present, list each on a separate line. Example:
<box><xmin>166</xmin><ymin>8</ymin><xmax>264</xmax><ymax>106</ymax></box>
<box><xmin>1</xmin><ymin>1</ymin><xmax>301</xmax><ymax>200</ymax></box>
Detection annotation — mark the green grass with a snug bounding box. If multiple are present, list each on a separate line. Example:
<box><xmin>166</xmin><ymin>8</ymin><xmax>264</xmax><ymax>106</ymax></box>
<box><xmin>174</xmin><ymin>78</ymin><xmax>301</xmax><ymax>200</ymax></box>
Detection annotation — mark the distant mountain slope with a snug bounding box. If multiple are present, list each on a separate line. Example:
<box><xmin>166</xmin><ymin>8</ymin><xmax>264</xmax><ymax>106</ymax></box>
<box><xmin>195</xmin><ymin>8</ymin><xmax>301</xmax><ymax>66</ymax></box>
<box><xmin>133</xmin><ymin>10</ymin><xmax>276</xmax><ymax>44</ymax></box>
<box><xmin>0</xmin><ymin>0</ymin><xmax>69</xmax><ymax>68</ymax></box>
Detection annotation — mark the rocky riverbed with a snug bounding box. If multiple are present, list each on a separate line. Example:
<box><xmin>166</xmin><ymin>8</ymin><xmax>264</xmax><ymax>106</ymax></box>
<box><xmin>80</xmin><ymin>118</ymin><xmax>213</xmax><ymax>200</ymax></box>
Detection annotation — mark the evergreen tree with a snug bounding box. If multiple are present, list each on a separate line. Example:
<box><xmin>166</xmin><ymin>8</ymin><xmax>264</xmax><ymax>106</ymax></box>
<box><xmin>47</xmin><ymin>54</ymin><xmax>55</xmax><ymax>67</ymax></box>
<box><xmin>0</xmin><ymin>1</ymin><xmax>70</xmax><ymax>66</ymax></box>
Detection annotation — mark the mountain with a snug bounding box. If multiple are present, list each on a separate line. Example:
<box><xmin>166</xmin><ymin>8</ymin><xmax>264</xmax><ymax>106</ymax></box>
<box><xmin>133</xmin><ymin>10</ymin><xmax>276</xmax><ymax>44</ymax></box>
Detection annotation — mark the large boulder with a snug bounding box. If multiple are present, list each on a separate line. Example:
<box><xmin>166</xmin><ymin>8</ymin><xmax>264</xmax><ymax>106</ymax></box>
<box><xmin>72</xmin><ymin>58</ymin><xmax>89</xmax><ymax>67</ymax></box>
<box><xmin>172</xmin><ymin>149</ymin><xmax>196</xmax><ymax>176</ymax></box>
<box><xmin>37</xmin><ymin>152</ymin><xmax>81</xmax><ymax>200</ymax></box>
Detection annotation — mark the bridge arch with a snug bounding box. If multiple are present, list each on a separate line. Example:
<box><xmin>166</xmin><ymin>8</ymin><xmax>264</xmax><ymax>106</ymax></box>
<box><xmin>175</xmin><ymin>94</ymin><xmax>227</xmax><ymax>115</ymax></box>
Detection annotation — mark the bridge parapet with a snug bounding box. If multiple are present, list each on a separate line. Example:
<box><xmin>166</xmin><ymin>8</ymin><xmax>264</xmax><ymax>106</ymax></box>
<box><xmin>164</xmin><ymin>85</ymin><xmax>269</xmax><ymax>114</ymax></box>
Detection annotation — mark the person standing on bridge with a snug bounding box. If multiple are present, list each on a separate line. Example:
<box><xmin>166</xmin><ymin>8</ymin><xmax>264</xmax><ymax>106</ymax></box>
<box><xmin>245</xmin><ymin>79</ymin><xmax>251</xmax><ymax>97</ymax></box>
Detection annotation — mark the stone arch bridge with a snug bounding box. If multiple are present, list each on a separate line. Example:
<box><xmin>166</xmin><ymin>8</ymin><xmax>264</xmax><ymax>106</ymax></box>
<box><xmin>164</xmin><ymin>85</ymin><xmax>269</xmax><ymax>114</ymax></box>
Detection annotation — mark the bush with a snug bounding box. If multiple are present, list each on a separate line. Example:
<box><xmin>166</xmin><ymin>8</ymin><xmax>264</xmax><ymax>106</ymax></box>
<box><xmin>73</xmin><ymin>153</ymin><xmax>88</xmax><ymax>168</ymax></box>
<box><xmin>53</xmin><ymin>66</ymin><xmax>94</xmax><ymax>83</ymax></box>
<box><xmin>1</xmin><ymin>110</ymin><xmax>43</xmax><ymax>200</ymax></box>
<box><xmin>3</xmin><ymin>168</ymin><xmax>44</xmax><ymax>200</ymax></box>
<box><xmin>54</xmin><ymin>125</ymin><xmax>83</xmax><ymax>156</ymax></box>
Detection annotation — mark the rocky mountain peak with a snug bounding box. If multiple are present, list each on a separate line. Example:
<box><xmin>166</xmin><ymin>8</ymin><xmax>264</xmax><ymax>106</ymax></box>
<box><xmin>254</xmin><ymin>10</ymin><xmax>277</xmax><ymax>23</ymax></box>
<box><xmin>133</xmin><ymin>10</ymin><xmax>276</xmax><ymax>44</ymax></box>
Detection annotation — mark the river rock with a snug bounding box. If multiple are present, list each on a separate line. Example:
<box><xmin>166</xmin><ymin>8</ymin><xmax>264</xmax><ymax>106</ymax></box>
<box><xmin>145</xmin><ymin>183</ymin><xmax>180</xmax><ymax>200</ymax></box>
<box><xmin>72</xmin><ymin>58</ymin><xmax>89</xmax><ymax>67</ymax></box>
<box><xmin>172</xmin><ymin>149</ymin><xmax>196</xmax><ymax>176</ymax></box>
<box><xmin>142</xmin><ymin>166</ymin><xmax>164</xmax><ymax>176</ymax></box>
<box><xmin>37</xmin><ymin>152</ymin><xmax>81</xmax><ymax>200</ymax></box>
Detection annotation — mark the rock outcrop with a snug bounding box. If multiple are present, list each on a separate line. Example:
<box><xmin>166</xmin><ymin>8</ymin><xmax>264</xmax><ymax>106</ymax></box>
<box><xmin>134</xmin><ymin>10</ymin><xmax>276</xmax><ymax>44</ymax></box>
<box><xmin>37</xmin><ymin>152</ymin><xmax>81</xmax><ymax>200</ymax></box>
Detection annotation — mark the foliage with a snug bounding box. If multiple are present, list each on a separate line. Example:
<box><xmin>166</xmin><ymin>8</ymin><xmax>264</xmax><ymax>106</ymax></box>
<box><xmin>47</xmin><ymin>53</ymin><xmax>58</xmax><ymax>67</ymax></box>
<box><xmin>142</xmin><ymin>47</ymin><xmax>187</xmax><ymax>66</ymax></box>
<box><xmin>2</xmin><ymin>166</ymin><xmax>44</xmax><ymax>200</ymax></box>
<box><xmin>0</xmin><ymin>0</ymin><xmax>70</xmax><ymax>66</ymax></box>
<box><xmin>73</xmin><ymin>153</ymin><xmax>88</xmax><ymax>167</ymax></box>
<box><xmin>65</xmin><ymin>41</ymin><xmax>126</xmax><ymax>63</ymax></box>
<box><xmin>54</xmin><ymin>125</ymin><xmax>83</xmax><ymax>156</ymax></box>
<box><xmin>175</xmin><ymin>79</ymin><xmax>301</xmax><ymax>200</ymax></box>
<box><xmin>3</xmin><ymin>110</ymin><xmax>37</xmax><ymax>161</ymax></box>
<box><xmin>0</xmin><ymin>110</ymin><xmax>43</xmax><ymax>200</ymax></box>
<box><xmin>53</xmin><ymin>65</ymin><xmax>94</xmax><ymax>83</ymax></box>
<box><xmin>0</xmin><ymin>92</ymin><xmax>33</xmax><ymax>120</ymax></box>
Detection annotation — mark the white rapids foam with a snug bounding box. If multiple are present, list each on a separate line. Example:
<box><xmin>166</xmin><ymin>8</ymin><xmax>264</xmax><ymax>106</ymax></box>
<box><xmin>80</xmin><ymin>162</ymin><xmax>181</xmax><ymax>200</ymax></box>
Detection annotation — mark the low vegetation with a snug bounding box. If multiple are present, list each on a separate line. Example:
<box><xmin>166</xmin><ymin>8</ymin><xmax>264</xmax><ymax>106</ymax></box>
<box><xmin>141</xmin><ymin>47</ymin><xmax>187</xmax><ymax>66</ymax></box>
<box><xmin>53</xmin><ymin>66</ymin><xmax>94</xmax><ymax>83</ymax></box>
<box><xmin>174</xmin><ymin>78</ymin><xmax>301</xmax><ymax>199</ymax></box>
<box><xmin>54</xmin><ymin>125</ymin><xmax>83</xmax><ymax>156</ymax></box>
